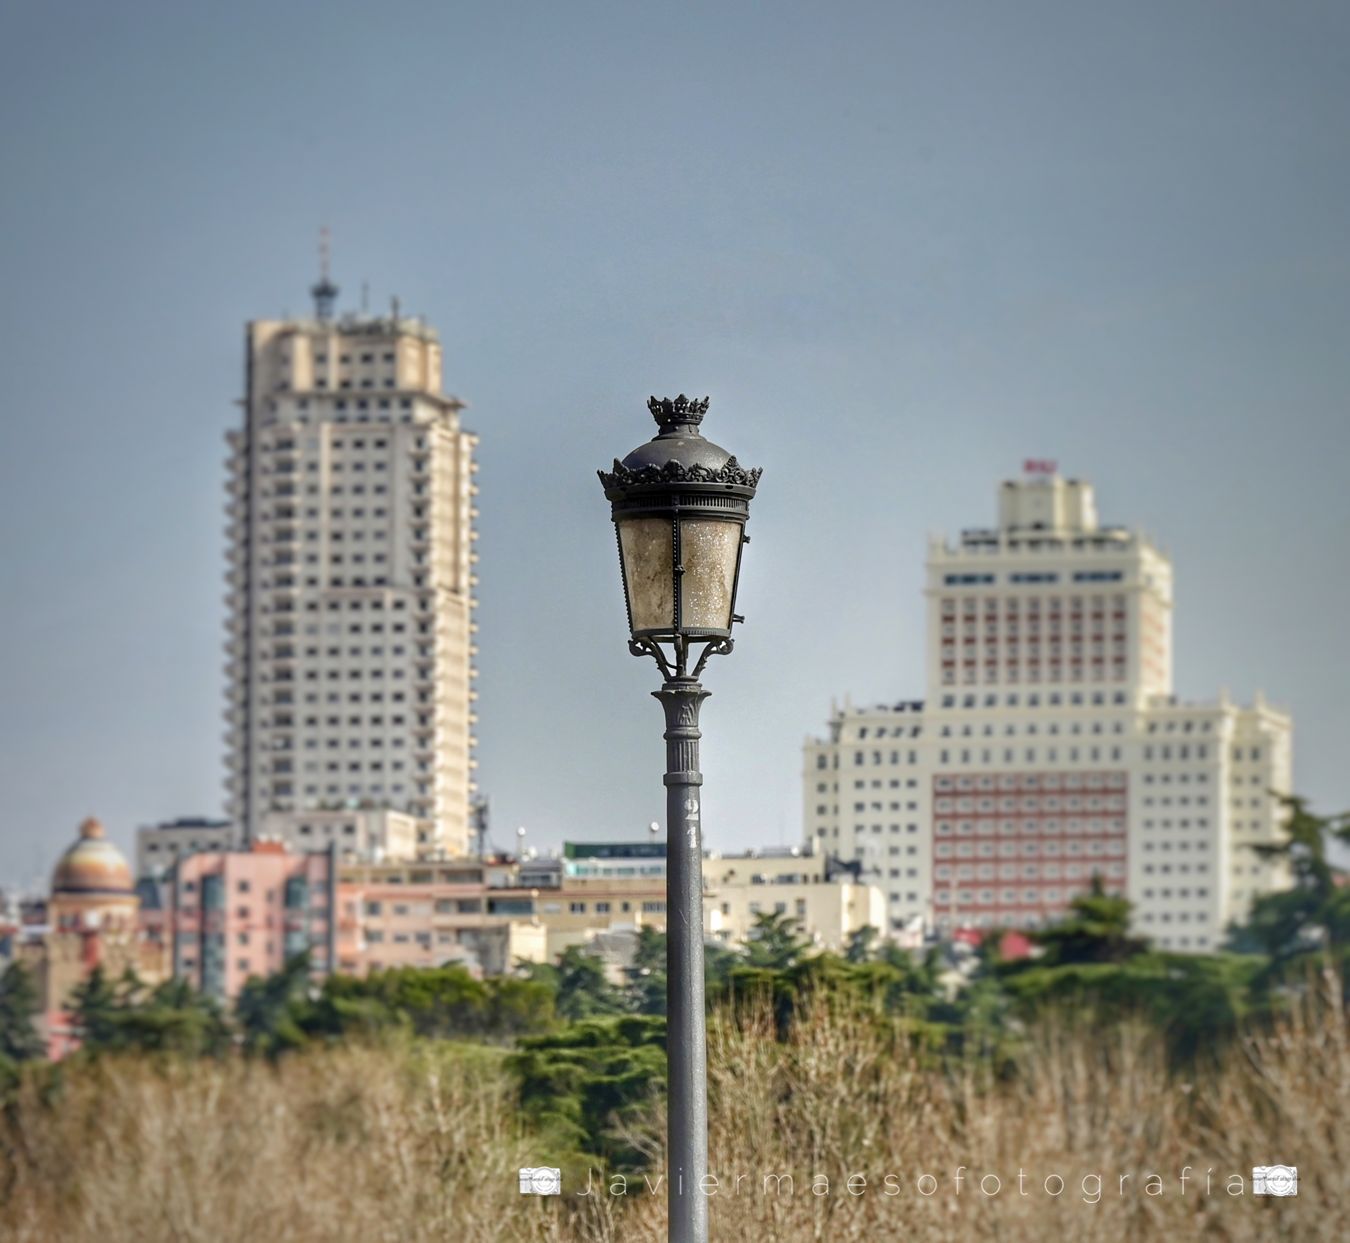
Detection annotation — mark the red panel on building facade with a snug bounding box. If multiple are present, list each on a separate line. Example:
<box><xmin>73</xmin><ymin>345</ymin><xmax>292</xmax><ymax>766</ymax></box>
<box><xmin>930</xmin><ymin>769</ymin><xmax>1128</xmax><ymax>932</ymax></box>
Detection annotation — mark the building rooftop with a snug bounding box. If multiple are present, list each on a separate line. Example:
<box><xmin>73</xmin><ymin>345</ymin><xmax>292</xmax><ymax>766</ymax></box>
<box><xmin>271</xmin><ymin>311</ymin><xmax>441</xmax><ymax>344</ymax></box>
<box><xmin>143</xmin><ymin>816</ymin><xmax>231</xmax><ymax>831</ymax></box>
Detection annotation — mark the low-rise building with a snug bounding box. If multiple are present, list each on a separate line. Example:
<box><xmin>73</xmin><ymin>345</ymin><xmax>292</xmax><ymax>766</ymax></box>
<box><xmin>335</xmin><ymin>857</ymin><xmax>547</xmax><ymax>976</ymax></box>
<box><xmin>135</xmin><ymin>816</ymin><xmax>236</xmax><ymax>879</ymax></box>
<box><xmin>257</xmin><ymin>807</ymin><xmax>425</xmax><ymax>862</ymax></box>
<box><xmin>533</xmin><ymin>876</ymin><xmax>669</xmax><ymax>956</ymax></box>
<box><xmin>705</xmin><ymin>849</ymin><xmax>886</xmax><ymax>952</ymax></box>
<box><xmin>563</xmin><ymin>840</ymin><xmax>666</xmax><ymax>879</ymax></box>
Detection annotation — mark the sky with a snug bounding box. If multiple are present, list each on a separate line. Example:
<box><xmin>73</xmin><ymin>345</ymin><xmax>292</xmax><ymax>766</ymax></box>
<box><xmin>1</xmin><ymin>1</ymin><xmax>1348</xmax><ymax>886</ymax></box>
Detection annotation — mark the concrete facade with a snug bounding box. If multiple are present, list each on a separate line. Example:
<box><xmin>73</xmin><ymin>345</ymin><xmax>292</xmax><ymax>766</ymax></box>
<box><xmin>223</xmin><ymin>298</ymin><xmax>479</xmax><ymax>858</ymax></box>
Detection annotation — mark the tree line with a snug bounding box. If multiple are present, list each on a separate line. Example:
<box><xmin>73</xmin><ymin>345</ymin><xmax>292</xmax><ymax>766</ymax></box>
<box><xmin>1</xmin><ymin>796</ymin><xmax>1345</xmax><ymax>1167</ymax></box>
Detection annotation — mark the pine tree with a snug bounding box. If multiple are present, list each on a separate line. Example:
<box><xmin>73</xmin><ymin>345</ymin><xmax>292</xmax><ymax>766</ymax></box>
<box><xmin>743</xmin><ymin>911</ymin><xmax>810</xmax><ymax>970</ymax></box>
<box><xmin>1236</xmin><ymin>797</ymin><xmax>1350</xmax><ymax>959</ymax></box>
<box><xmin>623</xmin><ymin>926</ymin><xmax>667</xmax><ymax>1015</ymax></box>
<box><xmin>0</xmin><ymin>961</ymin><xmax>45</xmax><ymax>1062</ymax></box>
<box><xmin>68</xmin><ymin>965</ymin><xmax>121</xmax><ymax>1051</ymax></box>
<box><xmin>1034</xmin><ymin>874</ymin><xmax>1145</xmax><ymax>966</ymax></box>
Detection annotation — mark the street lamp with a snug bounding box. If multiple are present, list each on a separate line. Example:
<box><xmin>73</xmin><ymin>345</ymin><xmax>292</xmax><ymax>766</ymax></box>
<box><xmin>598</xmin><ymin>394</ymin><xmax>761</xmax><ymax>1243</ymax></box>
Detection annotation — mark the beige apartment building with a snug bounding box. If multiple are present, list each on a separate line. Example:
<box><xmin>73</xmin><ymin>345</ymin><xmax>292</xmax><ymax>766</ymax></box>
<box><xmin>704</xmin><ymin>850</ymin><xmax>886</xmax><ymax>952</ymax></box>
<box><xmin>336</xmin><ymin>856</ymin><xmax>667</xmax><ymax>972</ymax></box>
<box><xmin>223</xmin><ymin>275</ymin><xmax>479</xmax><ymax>858</ymax></box>
<box><xmin>335</xmin><ymin>857</ymin><xmax>547</xmax><ymax>977</ymax></box>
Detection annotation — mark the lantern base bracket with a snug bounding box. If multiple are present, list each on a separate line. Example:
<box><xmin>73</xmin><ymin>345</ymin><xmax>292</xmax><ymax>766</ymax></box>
<box><xmin>628</xmin><ymin>634</ymin><xmax>734</xmax><ymax>682</ymax></box>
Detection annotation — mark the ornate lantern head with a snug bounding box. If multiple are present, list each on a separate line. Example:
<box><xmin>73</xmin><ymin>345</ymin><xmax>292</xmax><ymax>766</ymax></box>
<box><xmin>598</xmin><ymin>395</ymin><xmax>761</xmax><ymax>681</ymax></box>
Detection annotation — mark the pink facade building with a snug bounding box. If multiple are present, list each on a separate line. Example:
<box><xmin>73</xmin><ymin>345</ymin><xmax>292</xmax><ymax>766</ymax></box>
<box><xmin>170</xmin><ymin>842</ymin><xmax>335</xmax><ymax>1000</ymax></box>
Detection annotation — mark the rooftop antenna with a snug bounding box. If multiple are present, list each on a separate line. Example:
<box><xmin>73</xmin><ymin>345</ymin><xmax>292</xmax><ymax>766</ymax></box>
<box><xmin>311</xmin><ymin>226</ymin><xmax>338</xmax><ymax>321</ymax></box>
<box><xmin>391</xmin><ymin>294</ymin><xmax>401</xmax><ymax>325</ymax></box>
<box><xmin>470</xmin><ymin>796</ymin><xmax>490</xmax><ymax>859</ymax></box>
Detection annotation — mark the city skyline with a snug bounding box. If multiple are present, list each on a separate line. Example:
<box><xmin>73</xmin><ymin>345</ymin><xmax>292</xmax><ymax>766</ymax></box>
<box><xmin>3</xmin><ymin>3</ymin><xmax>1350</xmax><ymax>884</ymax></box>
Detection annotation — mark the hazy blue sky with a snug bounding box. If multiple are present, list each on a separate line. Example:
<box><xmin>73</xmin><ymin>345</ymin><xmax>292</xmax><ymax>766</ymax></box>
<box><xmin>2</xmin><ymin>2</ymin><xmax>1348</xmax><ymax>885</ymax></box>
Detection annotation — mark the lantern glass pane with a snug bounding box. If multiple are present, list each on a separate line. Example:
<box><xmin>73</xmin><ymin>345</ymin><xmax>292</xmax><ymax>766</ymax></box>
<box><xmin>678</xmin><ymin>518</ymin><xmax>740</xmax><ymax>631</ymax></box>
<box><xmin>618</xmin><ymin>517</ymin><xmax>675</xmax><ymax>632</ymax></box>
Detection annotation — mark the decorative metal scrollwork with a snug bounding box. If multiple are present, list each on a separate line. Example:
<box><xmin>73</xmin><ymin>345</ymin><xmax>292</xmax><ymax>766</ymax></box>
<box><xmin>598</xmin><ymin>455</ymin><xmax>763</xmax><ymax>491</ymax></box>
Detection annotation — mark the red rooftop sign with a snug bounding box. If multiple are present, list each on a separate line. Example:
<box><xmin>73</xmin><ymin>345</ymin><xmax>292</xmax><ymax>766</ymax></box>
<box><xmin>1023</xmin><ymin>459</ymin><xmax>1057</xmax><ymax>475</ymax></box>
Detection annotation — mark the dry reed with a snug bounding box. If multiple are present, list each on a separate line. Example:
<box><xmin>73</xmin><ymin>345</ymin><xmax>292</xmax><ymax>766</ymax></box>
<box><xmin>1</xmin><ymin>991</ymin><xmax>1345</xmax><ymax>1242</ymax></box>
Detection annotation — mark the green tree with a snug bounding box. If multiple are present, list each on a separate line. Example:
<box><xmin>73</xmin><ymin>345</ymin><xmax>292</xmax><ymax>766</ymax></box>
<box><xmin>702</xmin><ymin>940</ymin><xmax>740</xmax><ymax>992</ymax></box>
<box><xmin>68</xmin><ymin>965</ymin><xmax>121</xmax><ymax>1051</ymax></box>
<box><xmin>1034</xmin><ymin>875</ymin><xmax>1145</xmax><ymax>966</ymax></box>
<box><xmin>487</xmin><ymin>974</ymin><xmax>557</xmax><ymax>1035</ymax></box>
<box><xmin>743</xmin><ymin>910</ymin><xmax>811</xmax><ymax>970</ymax></box>
<box><xmin>0</xmin><ymin>961</ymin><xmax>45</xmax><ymax>1062</ymax></box>
<box><xmin>871</xmin><ymin>943</ymin><xmax>944</xmax><ymax>1016</ymax></box>
<box><xmin>310</xmin><ymin>963</ymin><xmax>555</xmax><ymax>1041</ymax></box>
<box><xmin>111</xmin><ymin>976</ymin><xmax>230</xmax><ymax>1057</ymax></box>
<box><xmin>623</xmin><ymin>926</ymin><xmax>667</xmax><ymax>1015</ymax></box>
<box><xmin>1233</xmin><ymin>797</ymin><xmax>1350</xmax><ymax>961</ymax></box>
<box><xmin>65</xmin><ymin>965</ymin><xmax>228</xmax><ymax>1059</ymax></box>
<box><xmin>236</xmin><ymin>953</ymin><xmax>314</xmax><ymax>1057</ymax></box>
<box><xmin>844</xmin><ymin>924</ymin><xmax>880</xmax><ymax>964</ymax></box>
<box><xmin>510</xmin><ymin>1014</ymin><xmax>666</xmax><ymax>1174</ymax></box>
<box><xmin>555</xmin><ymin>947</ymin><xmax>625</xmax><ymax>1021</ymax></box>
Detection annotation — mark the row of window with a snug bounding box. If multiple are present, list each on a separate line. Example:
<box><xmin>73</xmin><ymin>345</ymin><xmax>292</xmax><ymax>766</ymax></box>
<box><xmin>940</xmin><ymin>668</ymin><xmax>1128</xmax><ymax>687</ymax></box>
<box><xmin>942</xmin><ymin>570</ymin><xmax>1125</xmax><ymax>586</ymax></box>
<box><xmin>935</xmin><ymin>882</ymin><xmax>1119</xmax><ymax>904</ymax></box>
<box><xmin>365</xmin><ymin>899</ymin><xmax>482</xmax><ymax>915</ymax></box>
<box><xmin>273</xmin><ymin>645</ymin><xmax>431</xmax><ymax>661</ymax></box>
<box><xmin>936</xmin><ymin>861</ymin><xmax>1127</xmax><ymax>883</ymax></box>
<box><xmin>935</xmin><ymin>818</ymin><xmax>1125</xmax><ymax>836</ymax></box>
<box><xmin>937</xmin><ymin>690</ymin><xmax>1128</xmax><ymax>710</ymax></box>
<box><xmin>936</xmin><ymin>839</ymin><xmax>1125</xmax><ymax>862</ymax></box>
<box><xmin>941</xmin><ymin>593</ymin><xmax>1128</xmax><ymax>613</ymax></box>
<box><xmin>935</xmin><ymin>747</ymin><xmax>1124</xmax><ymax>765</ymax></box>
<box><xmin>935</xmin><ymin>791</ymin><xmax>1124</xmax><ymax>810</ymax></box>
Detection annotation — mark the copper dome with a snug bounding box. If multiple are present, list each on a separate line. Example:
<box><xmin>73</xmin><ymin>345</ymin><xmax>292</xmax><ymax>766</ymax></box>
<box><xmin>51</xmin><ymin>817</ymin><xmax>134</xmax><ymax>897</ymax></box>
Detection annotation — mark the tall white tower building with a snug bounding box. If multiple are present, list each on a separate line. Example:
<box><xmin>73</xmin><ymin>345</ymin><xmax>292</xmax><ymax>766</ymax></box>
<box><xmin>224</xmin><ymin>269</ymin><xmax>479</xmax><ymax>858</ymax></box>
<box><xmin>804</xmin><ymin>466</ymin><xmax>1292</xmax><ymax>953</ymax></box>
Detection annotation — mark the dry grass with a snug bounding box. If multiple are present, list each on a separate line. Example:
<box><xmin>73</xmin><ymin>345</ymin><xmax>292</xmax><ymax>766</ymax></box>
<box><xmin>2</xmin><ymin>992</ymin><xmax>1346</xmax><ymax>1243</ymax></box>
<box><xmin>0</xmin><ymin>1040</ymin><xmax>533</xmax><ymax>1243</ymax></box>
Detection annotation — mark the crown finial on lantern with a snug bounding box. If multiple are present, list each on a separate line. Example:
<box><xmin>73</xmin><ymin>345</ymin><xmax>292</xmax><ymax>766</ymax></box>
<box><xmin>648</xmin><ymin>394</ymin><xmax>710</xmax><ymax>432</ymax></box>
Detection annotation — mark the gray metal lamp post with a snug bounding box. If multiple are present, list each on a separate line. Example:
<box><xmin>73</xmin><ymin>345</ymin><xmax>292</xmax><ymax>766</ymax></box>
<box><xmin>598</xmin><ymin>395</ymin><xmax>761</xmax><ymax>1243</ymax></box>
